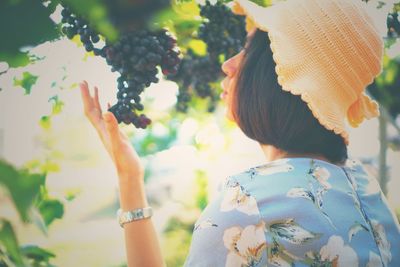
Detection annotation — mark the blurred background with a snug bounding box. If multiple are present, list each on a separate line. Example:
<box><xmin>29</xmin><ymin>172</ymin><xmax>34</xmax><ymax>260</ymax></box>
<box><xmin>0</xmin><ymin>0</ymin><xmax>399</xmax><ymax>266</ymax></box>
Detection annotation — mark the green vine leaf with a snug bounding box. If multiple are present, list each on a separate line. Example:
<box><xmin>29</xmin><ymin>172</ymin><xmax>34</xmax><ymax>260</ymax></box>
<box><xmin>37</xmin><ymin>199</ymin><xmax>64</xmax><ymax>226</ymax></box>
<box><xmin>39</xmin><ymin>116</ymin><xmax>52</xmax><ymax>130</ymax></box>
<box><xmin>48</xmin><ymin>95</ymin><xmax>65</xmax><ymax>115</ymax></box>
<box><xmin>0</xmin><ymin>160</ymin><xmax>46</xmax><ymax>223</ymax></box>
<box><xmin>13</xmin><ymin>72</ymin><xmax>38</xmax><ymax>95</ymax></box>
<box><xmin>0</xmin><ymin>219</ymin><xmax>24</xmax><ymax>266</ymax></box>
<box><xmin>20</xmin><ymin>245</ymin><xmax>56</xmax><ymax>265</ymax></box>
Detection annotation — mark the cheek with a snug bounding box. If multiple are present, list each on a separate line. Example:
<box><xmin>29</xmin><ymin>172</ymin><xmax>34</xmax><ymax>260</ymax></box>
<box><xmin>224</xmin><ymin>79</ymin><xmax>237</xmax><ymax>122</ymax></box>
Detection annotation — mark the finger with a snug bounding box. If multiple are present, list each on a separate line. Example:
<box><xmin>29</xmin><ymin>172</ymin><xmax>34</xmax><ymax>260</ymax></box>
<box><xmin>93</xmin><ymin>86</ymin><xmax>102</xmax><ymax>112</ymax></box>
<box><xmin>80</xmin><ymin>82</ymin><xmax>94</xmax><ymax>112</ymax></box>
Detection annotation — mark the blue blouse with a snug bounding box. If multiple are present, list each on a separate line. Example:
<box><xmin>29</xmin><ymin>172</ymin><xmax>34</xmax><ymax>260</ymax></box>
<box><xmin>183</xmin><ymin>158</ymin><xmax>400</xmax><ymax>267</ymax></box>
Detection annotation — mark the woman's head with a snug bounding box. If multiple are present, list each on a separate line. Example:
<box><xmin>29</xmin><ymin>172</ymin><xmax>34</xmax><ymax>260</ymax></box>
<box><xmin>221</xmin><ymin>28</ymin><xmax>348</xmax><ymax>164</ymax></box>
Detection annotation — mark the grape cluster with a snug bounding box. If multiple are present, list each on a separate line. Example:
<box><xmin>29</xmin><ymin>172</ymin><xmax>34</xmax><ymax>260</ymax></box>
<box><xmin>168</xmin><ymin>49</ymin><xmax>222</xmax><ymax>112</ymax></box>
<box><xmin>168</xmin><ymin>0</ymin><xmax>246</xmax><ymax>113</ymax></box>
<box><xmin>61</xmin><ymin>8</ymin><xmax>100</xmax><ymax>52</ymax></box>
<box><xmin>387</xmin><ymin>12</ymin><xmax>400</xmax><ymax>38</ymax></box>
<box><xmin>198</xmin><ymin>0</ymin><xmax>247</xmax><ymax>59</ymax></box>
<box><xmin>61</xmin><ymin>7</ymin><xmax>181</xmax><ymax>129</ymax></box>
<box><xmin>103</xmin><ymin>29</ymin><xmax>180</xmax><ymax>128</ymax></box>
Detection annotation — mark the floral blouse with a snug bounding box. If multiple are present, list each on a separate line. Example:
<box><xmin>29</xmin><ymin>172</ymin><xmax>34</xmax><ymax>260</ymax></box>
<box><xmin>183</xmin><ymin>158</ymin><xmax>400</xmax><ymax>267</ymax></box>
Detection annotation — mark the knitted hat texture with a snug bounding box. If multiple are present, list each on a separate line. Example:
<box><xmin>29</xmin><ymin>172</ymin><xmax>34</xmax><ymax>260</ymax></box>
<box><xmin>232</xmin><ymin>0</ymin><xmax>384</xmax><ymax>144</ymax></box>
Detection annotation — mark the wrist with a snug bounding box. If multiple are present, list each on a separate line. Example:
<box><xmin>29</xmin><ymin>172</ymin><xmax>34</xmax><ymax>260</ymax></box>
<box><xmin>117</xmin><ymin>173</ymin><xmax>148</xmax><ymax>211</ymax></box>
<box><xmin>117</xmin><ymin>169</ymin><xmax>144</xmax><ymax>183</ymax></box>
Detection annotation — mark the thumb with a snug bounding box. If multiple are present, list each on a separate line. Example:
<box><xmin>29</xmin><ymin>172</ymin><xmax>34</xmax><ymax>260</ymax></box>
<box><xmin>103</xmin><ymin>112</ymin><xmax>120</xmax><ymax>140</ymax></box>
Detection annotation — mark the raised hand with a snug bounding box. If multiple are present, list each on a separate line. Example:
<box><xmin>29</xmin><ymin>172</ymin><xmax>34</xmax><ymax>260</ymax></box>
<box><xmin>79</xmin><ymin>81</ymin><xmax>144</xmax><ymax>179</ymax></box>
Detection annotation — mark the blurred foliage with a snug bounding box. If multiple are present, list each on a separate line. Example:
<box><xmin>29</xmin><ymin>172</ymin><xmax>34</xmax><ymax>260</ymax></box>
<box><xmin>0</xmin><ymin>160</ymin><xmax>62</xmax><ymax>266</ymax></box>
<box><xmin>194</xmin><ymin>171</ymin><xmax>208</xmax><ymax>211</ymax></box>
<box><xmin>368</xmin><ymin>55</ymin><xmax>400</xmax><ymax>118</ymax></box>
<box><xmin>48</xmin><ymin>95</ymin><xmax>65</xmax><ymax>115</ymax></box>
<box><xmin>0</xmin><ymin>0</ymin><xmax>60</xmax><ymax>68</ymax></box>
<box><xmin>132</xmin><ymin>120</ymin><xmax>179</xmax><ymax>157</ymax></box>
<box><xmin>35</xmin><ymin>186</ymin><xmax>64</xmax><ymax>227</ymax></box>
<box><xmin>13</xmin><ymin>72</ymin><xmax>38</xmax><ymax>95</ymax></box>
<box><xmin>161</xmin><ymin>168</ymin><xmax>210</xmax><ymax>266</ymax></box>
<box><xmin>39</xmin><ymin>116</ymin><xmax>52</xmax><ymax>131</ymax></box>
<box><xmin>20</xmin><ymin>245</ymin><xmax>56</xmax><ymax>267</ymax></box>
<box><xmin>0</xmin><ymin>219</ymin><xmax>23</xmax><ymax>266</ymax></box>
<box><xmin>0</xmin><ymin>160</ymin><xmax>45</xmax><ymax>222</ymax></box>
<box><xmin>162</xmin><ymin>216</ymin><xmax>195</xmax><ymax>267</ymax></box>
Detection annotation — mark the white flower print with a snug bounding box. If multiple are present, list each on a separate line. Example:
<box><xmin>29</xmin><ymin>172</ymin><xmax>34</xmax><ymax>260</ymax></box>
<box><xmin>268</xmin><ymin>218</ymin><xmax>321</xmax><ymax>245</ymax></box>
<box><xmin>220</xmin><ymin>183</ymin><xmax>259</xmax><ymax>215</ymax></box>
<box><xmin>223</xmin><ymin>222</ymin><xmax>267</xmax><ymax>267</ymax></box>
<box><xmin>366</xmin><ymin>251</ymin><xmax>383</xmax><ymax>267</ymax></box>
<box><xmin>319</xmin><ymin>235</ymin><xmax>359</xmax><ymax>267</ymax></box>
<box><xmin>348</xmin><ymin>221</ymin><xmax>369</xmax><ymax>242</ymax></box>
<box><xmin>194</xmin><ymin>218</ymin><xmax>218</xmax><ymax>231</ymax></box>
<box><xmin>254</xmin><ymin>160</ymin><xmax>294</xmax><ymax>176</ymax></box>
<box><xmin>286</xmin><ymin>187</ymin><xmax>315</xmax><ymax>202</ymax></box>
<box><xmin>311</xmin><ymin>166</ymin><xmax>332</xmax><ymax>189</ymax></box>
<box><xmin>371</xmin><ymin>220</ymin><xmax>392</xmax><ymax>266</ymax></box>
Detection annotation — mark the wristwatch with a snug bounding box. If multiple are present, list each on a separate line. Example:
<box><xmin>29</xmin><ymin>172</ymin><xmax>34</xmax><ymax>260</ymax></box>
<box><xmin>117</xmin><ymin>207</ymin><xmax>153</xmax><ymax>228</ymax></box>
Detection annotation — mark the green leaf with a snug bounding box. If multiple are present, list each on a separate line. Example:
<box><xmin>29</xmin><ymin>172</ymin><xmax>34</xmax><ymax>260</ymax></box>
<box><xmin>250</xmin><ymin>0</ymin><xmax>272</xmax><ymax>7</ymax></box>
<box><xmin>0</xmin><ymin>52</ymin><xmax>30</xmax><ymax>68</ymax></box>
<box><xmin>40</xmin><ymin>161</ymin><xmax>60</xmax><ymax>173</ymax></box>
<box><xmin>64</xmin><ymin>188</ymin><xmax>81</xmax><ymax>201</ymax></box>
<box><xmin>188</xmin><ymin>40</ymin><xmax>207</xmax><ymax>56</ymax></box>
<box><xmin>13</xmin><ymin>72</ymin><xmax>38</xmax><ymax>95</ymax></box>
<box><xmin>30</xmin><ymin>207</ymin><xmax>49</xmax><ymax>236</ymax></box>
<box><xmin>20</xmin><ymin>245</ymin><xmax>55</xmax><ymax>264</ymax></box>
<box><xmin>0</xmin><ymin>219</ymin><xmax>23</xmax><ymax>266</ymax></box>
<box><xmin>48</xmin><ymin>95</ymin><xmax>64</xmax><ymax>115</ymax></box>
<box><xmin>0</xmin><ymin>160</ymin><xmax>46</xmax><ymax>222</ymax></box>
<box><xmin>39</xmin><ymin>116</ymin><xmax>52</xmax><ymax>130</ymax></box>
<box><xmin>0</xmin><ymin>0</ymin><xmax>60</xmax><ymax>67</ymax></box>
<box><xmin>37</xmin><ymin>199</ymin><xmax>64</xmax><ymax>226</ymax></box>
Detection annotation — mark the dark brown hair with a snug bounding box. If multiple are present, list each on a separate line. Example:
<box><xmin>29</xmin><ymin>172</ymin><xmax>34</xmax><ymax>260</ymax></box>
<box><xmin>233</xmin><ymin>29</ymin><xmax>348</xmax><ymax>164</ymax></box>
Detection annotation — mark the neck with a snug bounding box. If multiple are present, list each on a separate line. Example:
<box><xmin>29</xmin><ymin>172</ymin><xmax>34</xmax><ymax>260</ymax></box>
<box><xmin>259</xmin><ymin>143</ymin><xmax>334</xmax><ymax>164</ymax></box>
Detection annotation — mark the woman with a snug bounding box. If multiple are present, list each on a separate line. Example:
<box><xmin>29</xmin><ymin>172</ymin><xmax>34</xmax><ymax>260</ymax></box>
<box><xmin>79</xmin><ymin>0</ymin><xmax>400</xmax><ymax>266</ymax></box>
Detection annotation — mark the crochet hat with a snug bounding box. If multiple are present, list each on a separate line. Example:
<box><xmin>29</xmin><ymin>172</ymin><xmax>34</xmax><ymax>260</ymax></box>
<box><xmin>231</xmin><ymin>0</ymin><xmax>384</xmax><ymax>144</ymax></box>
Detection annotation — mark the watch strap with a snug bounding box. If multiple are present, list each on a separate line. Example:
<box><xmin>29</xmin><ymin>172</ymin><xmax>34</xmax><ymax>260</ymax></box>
<box><xmin>117</xmin><ymin>207</ymin><xmax>153</xmax><ymax>228</ymax></box>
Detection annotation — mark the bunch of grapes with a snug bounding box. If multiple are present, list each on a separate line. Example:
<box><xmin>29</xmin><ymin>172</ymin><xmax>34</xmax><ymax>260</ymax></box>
<box><xmin>387</xmin><ymin>12</ymin><xmax>400</xmax><ymax>38</ymax></box>
<box><xmin>103</xmin><ymin>29</ymin><xmax>180</xmax><ymax>128</ymax></box>
<box><xmin>61</xmin><ymin>8</ymin><xmax>100</xmax><ymax>52</ymax></box>
<box><xmin>61</xmin><ymin>7</ymin><xmax>181</xmax><ymax>129</ymax></box>
<box><xmin>168</xmin><ymin>49</ymin><xmax>222</xmax><ymax>112</ymax></box>
<box><xmin>198</xmin><ymin>0</ymin><xmax>247</xmax><ymax>59</ymax></box>
<box><xmin>168</xmin><ymin>0</ymin><xmax>246</xmax><ymax>113</ymax></box>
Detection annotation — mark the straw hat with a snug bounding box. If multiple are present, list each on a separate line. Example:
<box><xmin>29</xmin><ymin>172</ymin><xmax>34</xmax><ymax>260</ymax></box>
<box><xmin>232</xmin><ymin>0</ymin><xmax>384</xmax><ymax>144</ymax></box>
